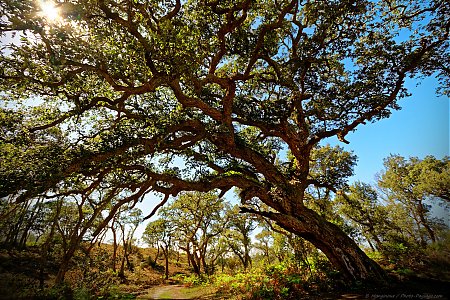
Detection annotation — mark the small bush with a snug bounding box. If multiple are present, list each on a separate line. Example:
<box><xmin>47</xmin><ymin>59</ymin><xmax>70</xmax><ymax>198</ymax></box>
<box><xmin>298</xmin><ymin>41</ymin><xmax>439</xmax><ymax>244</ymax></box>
<box><xmin>38</xmin><ymin>282</ymin><xmax>74</xmax><ymax>300</ymax></box>
<box><xmin>73</xmin><ymin>286</ymin><xmax>92</xmax><ymax>300</ymax></box>
<box><xmin>176</xmin><ymin>273</ymin><xmax>210</xmax><ymax>286</ymax></box>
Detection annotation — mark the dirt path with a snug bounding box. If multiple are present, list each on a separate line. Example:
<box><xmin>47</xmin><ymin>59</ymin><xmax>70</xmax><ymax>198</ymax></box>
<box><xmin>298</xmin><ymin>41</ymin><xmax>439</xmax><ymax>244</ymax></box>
<box><xmin>137</xmin><ymin>284</ymin><xmax>218</xmax><ymax>299</ymax></box>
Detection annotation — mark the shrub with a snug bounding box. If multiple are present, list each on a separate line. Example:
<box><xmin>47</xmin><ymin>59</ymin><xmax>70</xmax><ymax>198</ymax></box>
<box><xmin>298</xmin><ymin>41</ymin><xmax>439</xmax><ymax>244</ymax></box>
<box><xmin>175</xmin><ymin>273</ymin><xmax>210</xmax><ymax>286</ymax></box>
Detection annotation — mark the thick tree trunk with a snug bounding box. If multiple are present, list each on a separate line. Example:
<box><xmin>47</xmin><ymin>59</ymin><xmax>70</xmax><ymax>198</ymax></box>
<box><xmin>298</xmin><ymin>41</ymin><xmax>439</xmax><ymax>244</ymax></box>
<box><xmin>55</xmin><ymin>232</ymin><xmax>81</xmax><ymax>285</ymax></box>
<box><xmin>201</xmin><ymin>254</ymin><xmax>208</xmax><ymax>275</ymax></box>
<box><xmin>118</xmin><ymin>255</ymin><xmax>126</xmax><ymax>279</ymax></box>
<box><xmin>243</xmin><ymin>243</ymin><xmax>251</xmax><ymax>271</ymax></box>
<box><xmin>182</xmin><ymin>247</ymin><xmax>200</xmax><ymax>275</ymax></box>
<box><xmin>268</xmin><ymin>207</ymin><xmax>387</xmax><ymax>283</ymax></box>
<box><xmin>244</xmin><ymin>254</ymin><xmax>251</xmax><ymax>271</ymax></box>
<box><xmin>191</xmin><ymin>251</ymin><xmax>201</xmax><ymax>275</ymax></box>
<box><xmin>55</xmin><ymin>250</ymin><xmax>74</xmax><ymax>285</ymax></box>
<box><xmin>55</xmin><ymin>263</ymin><xmax>68</xmax><ymax>285</ymax></box>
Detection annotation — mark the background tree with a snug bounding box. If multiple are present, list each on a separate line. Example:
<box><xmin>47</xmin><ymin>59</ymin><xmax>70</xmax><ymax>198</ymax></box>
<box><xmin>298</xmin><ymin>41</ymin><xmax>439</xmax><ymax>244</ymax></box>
<box><xmin>253</xmin><ymin>221</ymin><xmax>316</xmax><ymax>277</ymax></box>
<box><xmin>1</xmin><ymin>0</ymin><xmax>448</xmax><ymax>282</ymax></box>
<box><xmin>254</xmin><ymin>228</ymin><xmax>275</xmax><ymax>265</ymax></box>
<box><xmin>337</xmin><ymin>182</ymin><xmax>392</xmax><ymax>251</ymax></box>
<box><xmin>51</xmin><ymin>193</ymin><xmax>109</xmax><ymax>284</ymax></box>
<box><xmin>0</xmin><ymin>197</ymin><xmax>44</xmax><ymax>248</ymax></box>
<box><xmin>413</xmin><ymin>156</ymin><xmax>450</xmax><ymax>202</ymax></box>
<box><xmin>378</xmin><ymin>155</ymin><xmax>449</xmax><ymax>244</ymax></box>
<box><xmin>142</xmin><ymin>218</ymin><xmax>175</xmax><ymax>280</ymax></box>
<box><xmin>224</xmin><ymin>205</ymin><xmax>257</xmax><ymax>271</ymax></box>
<box><xmin>204</xmin><ymin>235</ymin><xmax>230</xmax><ymax>274</ymax></box>
<box><xmin>158</xmin><ymin>192</ymin><xmax>228</xmax><ymax>275</ymax></box>
<box><xmin>303</xmin><ymin>145</ymin><xmax>358</xmax><ymax>230</ymax></box>
<box><xmin>116</xmin><ymin>206</ymin><xmax>142</xmax><ymax>278</ymax></box>
<box><xmin>335</xmin><ymin>157</ymin><xmax>449</xmax><ymax>265</ymax></box>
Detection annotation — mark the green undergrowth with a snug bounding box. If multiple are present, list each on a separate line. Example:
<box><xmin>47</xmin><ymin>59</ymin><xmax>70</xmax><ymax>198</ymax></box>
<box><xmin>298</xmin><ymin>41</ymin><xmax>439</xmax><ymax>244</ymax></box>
<box><xmin>32</xmin><ymin>284</ymin><xmax>136</xmax><ymax>300</ymax></box>
<box><xmin>178</xmin><ymin>262</ymin><xmax>342</xmax><ymax>300</ymax></box>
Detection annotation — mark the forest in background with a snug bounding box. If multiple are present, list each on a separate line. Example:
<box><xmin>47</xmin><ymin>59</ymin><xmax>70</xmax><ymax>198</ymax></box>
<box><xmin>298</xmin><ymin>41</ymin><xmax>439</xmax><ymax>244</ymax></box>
<box><xmin>1</xmin><ymin>154</ymin><xmax>449</xmax><ymax>299</ymax></box>
<box><xmin>0</xmin><ymin>0</ymin><xmax>449</xmax><ymax>299</ymax></box>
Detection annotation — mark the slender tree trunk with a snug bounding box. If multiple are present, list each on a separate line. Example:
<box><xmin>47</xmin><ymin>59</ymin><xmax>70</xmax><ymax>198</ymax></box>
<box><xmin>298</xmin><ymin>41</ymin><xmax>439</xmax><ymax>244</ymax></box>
<box><xmin>263</xmin><ymin>243</ymin><xmax>269</xmax><ymax>261</ymax></box>
<box><xmin>299</xmin><ymin>244</ymin><xmax>313</xmax><ymax>276</ymax></box>
<box><xmin>119</xmin><ymin>225</ymin><xmax>127</xmax><ymax>279</ymax></box>
<box><xmin>8</xmin><ymin>204</ymin><xmax>27</xmax><ymax>247</ymax></box>
<box><xmin>154</xmin><ymin>245</ymin><xmax>160</xmax><ymax>265</ymax></box>
<box><xmin>163</xmin><ymin>245</ymin><xmax>169</xmax><ymax>280</ymax></box>
<box><xmin>18</xmin><ymin>227</ymin><xmax>30</xmax><ymax>248</ymax></box>
<box><xmin>417</xmin><ymin>201</ymin><xmax>436</xmax><ymax>243</ymax></box>
<box><xmin>19</xmin><ymin>199</ymin><xmax>43</xmax><ymax>248</ymax></box>
<box><xmin>125</xmin><ymin>245</ymin><xmax>132</xmax><ymax>271</ymax></box>
<box><xmin>369</xmin><ymin>231</ymin><xmax>384</xmax><ymax>251</ymax></box>
<box><xmin>411</xmin><ymin>210</ymin><xmax>427</xmax><ymax>246</ymax></box>
<box><xmin>235</xmin><ymin>252</ymin><xmax>245</xmax><ymax>268</ymax></box>
<box><xmin>186</xmin><ymin>244</ymin><xmax>191</xmax><ymax>267</ymax></box>
<box><xmin>181</xmin><ymin>243</ymin><xmax>201</xmax><ymax>275</ymax></box>
<box><xmin>55</xmin><ymin>222</ymin><xmax>84</xmax><ymax>285</ymax></box>
<box><xmin>112</xmin><ymin>227</ymin><xmax>117</xmax><ymax>272</ymax></box>
<box><xmin>126</xmin><ymin>227</ymin><xmax>138</xmax><ymax>271</ymax></box>
<box><xmin>39</xmin><ymin>219</ymin><xmax>57</xmax><ymax>289</ymax></box>
<box><xmin>366</xmin><ymin>238</ymin><xmax>376</xmax><ymax>252</ymax></box>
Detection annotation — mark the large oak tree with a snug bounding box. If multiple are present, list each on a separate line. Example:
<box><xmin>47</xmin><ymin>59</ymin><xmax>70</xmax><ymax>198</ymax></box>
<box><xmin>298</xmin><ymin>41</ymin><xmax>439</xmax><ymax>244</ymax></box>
<box><xmin>1</xmin><ymin>0</ymin><xmax>448</xmax><ymax>282</ymax></box>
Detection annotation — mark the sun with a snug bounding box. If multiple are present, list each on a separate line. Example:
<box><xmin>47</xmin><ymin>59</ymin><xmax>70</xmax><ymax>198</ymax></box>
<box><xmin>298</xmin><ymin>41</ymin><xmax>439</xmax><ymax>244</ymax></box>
<box><xmin>38</xmin><ymin>1</ymin><xmax>61</xmax><ymax>22</ymax></box>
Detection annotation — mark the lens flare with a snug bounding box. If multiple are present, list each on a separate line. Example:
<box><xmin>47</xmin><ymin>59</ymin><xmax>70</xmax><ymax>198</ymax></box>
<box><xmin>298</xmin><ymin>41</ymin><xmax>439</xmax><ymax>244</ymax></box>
<box><xmin>38</xmin><ymin>1</ymin><xmax>60</xmax><ymax>22</ymax></box>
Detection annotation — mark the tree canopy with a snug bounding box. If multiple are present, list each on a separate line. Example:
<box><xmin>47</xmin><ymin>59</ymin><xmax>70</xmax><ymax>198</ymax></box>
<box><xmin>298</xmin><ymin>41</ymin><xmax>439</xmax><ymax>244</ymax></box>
<box><xmin>1</xmin><ymin>0</ymin><xmax>448</xmax><ymax>283</ymax></box>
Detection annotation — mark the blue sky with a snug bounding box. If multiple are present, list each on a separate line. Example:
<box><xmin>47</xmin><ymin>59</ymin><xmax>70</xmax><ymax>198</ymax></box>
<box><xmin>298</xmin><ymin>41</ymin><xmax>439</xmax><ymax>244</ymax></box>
<box><xmin>325</xmin><ymin>75</ymin><xmax>449</xmax><ymax>185</ymax></box>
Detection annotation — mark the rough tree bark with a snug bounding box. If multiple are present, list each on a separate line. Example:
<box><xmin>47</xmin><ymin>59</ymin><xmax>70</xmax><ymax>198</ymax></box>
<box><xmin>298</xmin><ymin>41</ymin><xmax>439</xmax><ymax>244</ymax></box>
<box><xmin>243</xmin><ymin>206</ymin><xmax>388</xmax><ymax>283</ymax></box>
